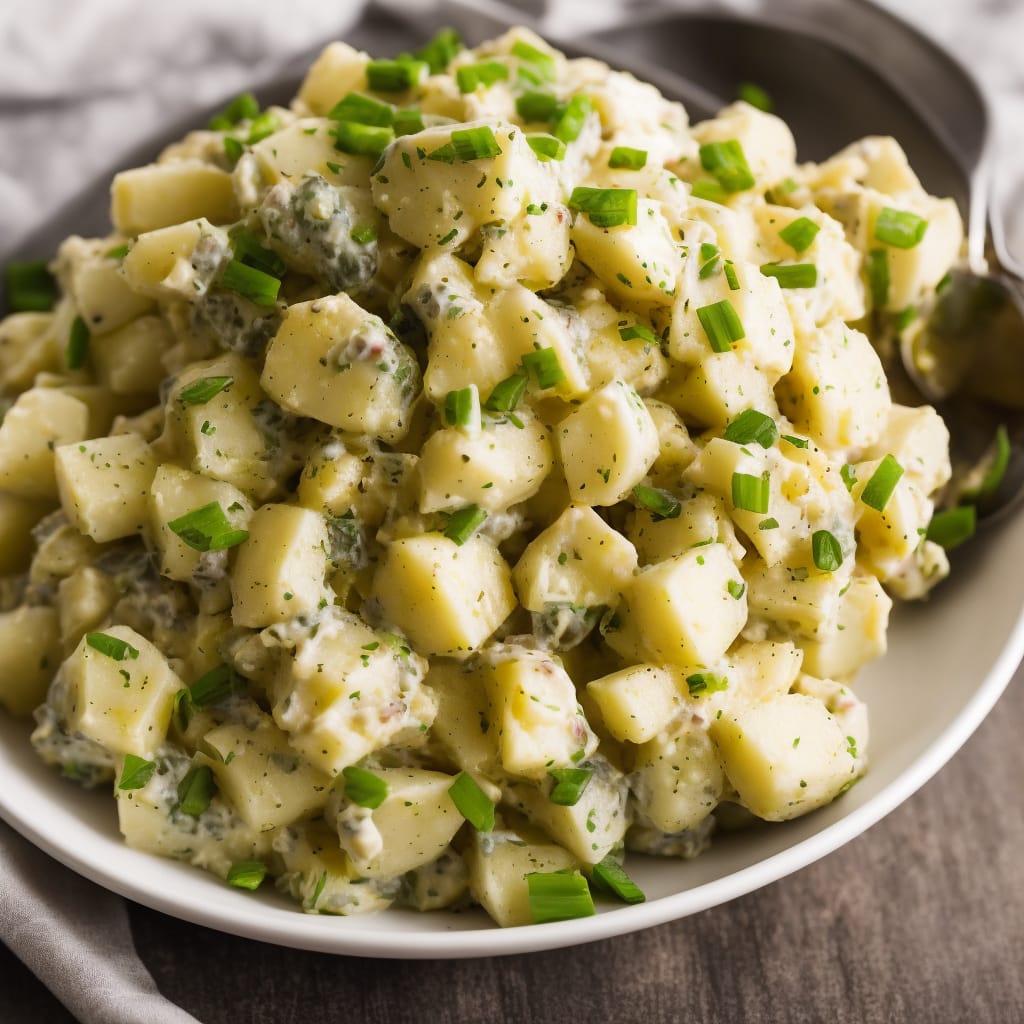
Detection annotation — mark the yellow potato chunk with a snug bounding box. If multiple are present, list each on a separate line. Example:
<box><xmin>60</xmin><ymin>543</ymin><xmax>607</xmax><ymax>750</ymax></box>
<box><xmin>56</xmin><ymin>567</ymin><xmax>119</xmax><ymax>653</ymax></box>
<box><xmin>586</xmin><ymin>664</ymin><xmax>683</xmax><ymax>744</ymax></box>
<box><xmin>111</xmin><ymin>160</ymin><xmax>239</xmax><ymax>235</ymax></box>
<box><xmin>426</xmin><ymin>659</ymin><xmax>499</xmax><ymax>775</ymax></box>
<box><xmin>91</xmin><ymin>315</ymin><xmax>173</xmax><ymax>396</ymax></box>
<box><xmin>0</xmin><ymin>493</ymin><xmax>53</xmax><ymax>574</ymax></box>
<box><xmin>799</xmin><ymin>576</ymin><xmax>892</xmax><ymax>679</ymax></box>
<box><xmin>0</xmin><ymin>606</ymin><xmax>62</xmax><ymax>716</ymax></box>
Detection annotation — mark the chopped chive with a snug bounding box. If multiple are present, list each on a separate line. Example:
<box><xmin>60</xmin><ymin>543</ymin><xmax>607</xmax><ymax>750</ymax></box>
<box><xmin>723</xmin><ymin>260</ymin><xmax>740</xmax><ymax>290</ymax></box>
<box><xmin>208</xmin><ymin>92</ymin><xmax>260</xmax><ymax>130</ymax></box>
<box><xmin>760</xmin><ymin>262</ymin><xmax>818</xmax><ymax>288</ymax></box>
<box><xmin>691</xmin><ymin>178</ymin><xmax>727</xmax><ymax>203</ymax></box>
<box><xmin>758</xmin><ymin>517</ymin><xmax>779</xmax><ymax>530</ymax></box>
<box><xmin>220</xmin><ymin>259</ymin><xmax>280</xmax><ymax>306</ymax></box>
<box><xmin>229</xmin><ymin>227</ymin><xmax>287</xmax><ymax>276</ymax></box>
<box><xmin>892</xmin><ymin>306</ymin><xmax>917</xmax><ymax>332</ymax></box>
<box><xmin>227</xmin><ymin>860</ymin><xmax>268</xmax><ymax>890</ymax></box>
<box><xmin>840</xmin><ymin>464</ymin><xmax>857</xmax><ymax>491</ymax></box>
<box><xmin>552</xmin><ymin>94</ymin><xmax>591</xmax><ymax>143</ymax></box>
<box><xmin>223</xmin><ymin>136</ymin><xmax>245</xmax><ymax>163</ymax></box>
<box><xmin>428</xmin><ymin>125</ymin><xmax>503</xmax><ymax>163</ymax></box>
<box><xmin>590</xmin><ymin>857</ymin><xmax>646</xmax><ymax>904</ymax></box>
<box><xmin>727</xmin><ymin>579</ymin><xmax>746</xmax><ymax>600</ymax></box>
<box><xmin>812</xmin><ymin>529</ymin><xmax>843</xmax><ymax>572</ymax></box>
<box><xmin>527</xmin><ymin>871</ymin><xmax>595</xmax><ymax>924</ymax></box>
<box><xmin>633</xmin><ymin>484</ymin><xmax>681</xmax><ymax>520</ymax></box>
<box><xmin>444</xmin><ymin>386</ymin><xmax>479</xmax><ymax>427</ymax></box>
<box><xmin>178</xmin><ymin>764</ymin><xmax>217</xmax><ymax>817</ymax></box>
<box><xmin>568</xmin><ymin>187</ymin><xmax>638</xmax><ymax>228</ymax></box>
<box><xmin>511</xmin><ymin>40</ymin><xmax>556</xmax><ymax>82</ymax></box>
<box><xmin>448</xmin><ymin>771</ymin><xmax>495</xmax><ymax>831</ymax></box>
<box><xmin>874</xmin><ymin>207</ymin><xmax>929</xmax><ymax>249</ymax></box>
<box><xmin>686</xmin><ymin>672</ymin><xmax>729</xmax><ymax>695</ymax></box>
<box><xmin>328</xmin><ymin>92</ymin><xmax>395</xmax><ymax>126</ymax></box>
<box><xmin>246</xmin><ymin>110</ymin><xmax>279</xmax><ymax>145</ymax></box>
<box><xmin>105</xmin><ymin>243</ymin><xmax>130</xmax><ymax>260</ymax></box>
<box><xmin>781</xmin><ymin>434</ymin><xmax>809</xmax><ymax>449</ymax></box>
<box><xmin>731</xmin><ymin>471</ymin><xmax>770</xmax><ymax>514</ymax></box>
<box><xmin>366</xmin><ymin>58</ymin><xmax>428</xmax><ymax>92</ymax></box>
<box><xmin>618</xmin><ymin>323</ymin><xmax>658</xmax><ymax>344</ymax></box>
<box><xmin>516</xmin><ymin>90</ymin><xmax>559</xmax><ymax>122</ymax></box>
<box><xmin>86</xmin><ymin>632</ymin><xmax>140</xmax><ymax>661</ymax></box>
<box><xmin>333</xmin><ymin>120</ymin><xmax>394</xmax><ymax>159</ymax></box>
<box><xmin>526</xmin><ymin>133</ymin><xmax>566</xmax><ymax>161</ymax></box>
<box><xmin>4</xmin><ymin>259</ymin><xmax>59</xmax><ymax>312</ymax></box>
<box><xmin>698</xmin><ymin>242</ymin><xmax>721</xmax><ymax>279</ymax></box>
<box><xmin>66</xmin><ymin>315</ymin><xmax>90</xmax><ymax>370</ymax></box>
<box><xmin>484</xmin><ymin>373</ymin><xmax>528</xmax><ymax>413</ymax></box>
<box><xmin>456</xmin><ymin>60</ymin><xmax>509</xmax><ymax>93</ymax></box>
<box><xmin>437</xmin><ymin>228</ymin><xmax>458</xmax><ymax>246</ymax></box>
<box><xmin>723</xmin><ymin>409</ymin><xmax>778</xmax><ymax>448</ymax></box>
<box><xmin>778</xmin><ymin>217</ymin><xmax>820</xmax><ymax>253</ymax></box>
<box><xmin>961</xmin><ymin>424</ymin><xmax>1010</xmax><ymax>502</ymax></box>
<box><xmin>698</xmin><ymin>139</ymin><xmax>755</xmax><ymax>193</ymax></box>
<box><xmin>608</xmin><ymin>146</ymin><xmax>647</xmax><ymax>170</ymax></box>
<box><xmin>548</xmin><ymin>767</ymin><xmax>593</xmax><ymax>806</ymax></box>
<box><xmin>522</xmin><ymin>347</ymin><xmax>566</xmax><ymax>389</ymax></box>
<box><xmin>118</xmin><ymin>754</ymin><xmax>156</xmax><ymax>791</ymax></box>
<box><xmin>444</xmin><ymin>505</ymin><xmax>487</xmax><ymax>545</ymax></box>
<box><xmin>860</xmin><ymin>454</ymin><xmax>904</xmax><ymax>511</ymax></box>
<box><xmin>393</xmin><ymin>108</ymin><xmax>425</xmax><ymax>136</ymax></box>
<box><xmin>416</xmin><ymin>27</ymin><xmax>463</xmax><ymax>74</ymax></box>
<box><xmin>926</xmin><ymin>505</ymin><xmax>976</xmax><ymax>550</ymax></box>
<box><xmin>189</xmin><ymin>663</ymin><xmax>242</xmax><ymax>708</ymax></box>
<box><xmin>736</xmin><ymin>81</ymin><xmax>773</xmax><ymax>112</ymax></box>
<box><xmin>866</xmin><ymin>248</ymin><xmax>890</xmax><ymax>309</ymax></box>
<box><xmin>342</xmin><ymin>765</ymin><xmax>389</xmax><ymax>808</ymax></box>
<box><xmin>178</xmin><ymin>375</ymin><xmax>234</xmax><ymax>406</ymax></box>
<box><xmin>350</xmin><ymin>224</ymin><xmax>377</xmax><ymax>245</ymax></box>
<box><xmin>167</xmin><ymin>501</ymin><xmax>249</xmax><ymax>552</ymax></box>
<box><xmin>697</xmin><ymin>299</ymin><xmax>745</xmax><ymax>352</ymax></box>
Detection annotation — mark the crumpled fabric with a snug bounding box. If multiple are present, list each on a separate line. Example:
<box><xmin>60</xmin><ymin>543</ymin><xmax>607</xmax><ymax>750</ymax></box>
<box><xmin>0</xmin><ymin>1</ymin><xmax>1021</xmax><ymax>1022</ymax></box>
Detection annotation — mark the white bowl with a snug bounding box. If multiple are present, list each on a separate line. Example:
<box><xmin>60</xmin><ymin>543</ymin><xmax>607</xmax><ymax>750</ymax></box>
<box><xmin>2</xmin><ymin>511</ymin><xmax>1022</xmax><ymax>958</ymax></box>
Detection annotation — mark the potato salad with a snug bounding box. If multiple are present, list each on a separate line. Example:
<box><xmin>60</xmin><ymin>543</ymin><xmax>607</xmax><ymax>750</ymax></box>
<box><xmin>0</xmin><ymin>26</ymin><xmax>963</xmax><ymax>926</ymax></box>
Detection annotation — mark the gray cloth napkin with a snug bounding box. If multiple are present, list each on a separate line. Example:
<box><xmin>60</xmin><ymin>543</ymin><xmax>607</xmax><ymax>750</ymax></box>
<box><xmin>1</xmin><ymin>1</ymin><xmax>1022</xmax><ymax>1022</ymax></box>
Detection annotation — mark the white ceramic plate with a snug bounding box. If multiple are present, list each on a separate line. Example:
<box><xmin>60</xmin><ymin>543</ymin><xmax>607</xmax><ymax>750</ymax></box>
<box><xmin>3</xmin><ymin>511</ymin><xmax>1023</xmax><ymax>958</ymax></box>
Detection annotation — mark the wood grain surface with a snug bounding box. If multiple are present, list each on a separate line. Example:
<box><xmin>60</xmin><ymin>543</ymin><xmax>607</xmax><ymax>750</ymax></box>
<box><xmin>4</xmin><ymin>669</ymin><xmax>1022</xmax><ymax>1024</ymax></box>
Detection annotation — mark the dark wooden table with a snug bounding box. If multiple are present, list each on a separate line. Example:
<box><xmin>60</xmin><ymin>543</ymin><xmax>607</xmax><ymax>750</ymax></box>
<box><xmin>4</xmin><ymin>667</ymin><xmax>1021</xmax><ymax>1024</ymax></box>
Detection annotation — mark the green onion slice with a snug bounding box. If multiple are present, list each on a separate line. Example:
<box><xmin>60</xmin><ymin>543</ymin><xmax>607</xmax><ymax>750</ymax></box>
<box><xmin>444</xmin><ymin>386</ymin><xmax>479</xmax><ymax>428</ymax></box>
<box><xmin>227</xmin><ymin>860</ymin><xmax>268</xmax><ymax>890</ymax></box>
<box><xmin>874</xmin><ymin>207</ymin><xmax>929</xmax><ymax>249</ymax></box>
<box><xmin>366</xmin><ymin>58</ymin><xmax>428</xmax><ymax>92</ymax></box>
<box><xmin>590</xmin><ymin>857</ymin><xmax>646</xmax><ymax>904</ymax></box>
<box><xmin>428</xmin><ymin>125</ymin><xmax>503</xmax><ymax>163</ymax></box>
<box><xmin>208</xmin><ymin>92</ymin><xmax>260</xmax><ymax>130</ymax></box>
<box><xmin>393</xmin><ymin>108</ymin><xmax>425</xmax><ymax>136</ymax></box>
<box><xmin>66</xmin><ymin>315</ymin><xmax>90</xmax><ymax>370</ymax></box>
<box><xmin>552</xmin><ymin>94</ymin><xmax>591</xmax><ymax>143</ymax></box>
<box><xmin>246</xmin><ymin>110</ymin><xmax>279</xmax><ymax>145</ymax></box>
<box><xmin>118</xmin><ymin>754</ymin><xmax>156</xmax><ymax>791</ymax></box>
<box><xmin>633</xmin><ymin>484</ymin><xmax>682</xmax><ymax>520</ymax></box>
<box><xmin>723</xmin><ymin>260</ymin><xmax>740</xmax><ymax>290</ymax></box>
<box><xmin>455</xmin><ymin>60</ymin><xmax>509</xmax><ymax>93</ymax></box>
<box><xmin>333</xmin><ymin>120</ymin><xmax>394</xmax><ymax>159</ymax></box>
<box><xmin>105</xmin><ymin>243</ymin><xmax>130</xmax><ymax>260</ymax></box>
<box><xmin>328</xmin><ymin>92</ymin><xmax>395</xmax><ymax>126</ymax></box>
<box><xmin>811</xmin><ymin>530</ymin><xmax>844</xmax><ymax>572</ymax></box>
<box><xmin>167</xmin><ymin>502</ymin><xmax>249</xmax><ymax>552</ymax></box>
<box><xmin>229</xmin><ymin>227</ymin><xmax>287</xmax><ymax>276</ymax></box>
<box><xmin>515</xmin><ymin>90</ymin><xmax>559</xmax><ymax>122</ymax></box>
<box><xmin>736</xmin><ymin>81</ymin><xmax>773</xmax><ymax>112</ymax></box>
<box><xmin>189</xmin><ymin>663</ymin><xmax>242</xmax><ymax>708</ymax></box>
<box><xmin>511</xmin><ymin>40</ymin><xmax>556</xmax><ymax>83</ymax></box>
<box><xmin>178</xmin><ymin>375</ymin><xmax>234</xmax><ymax>406</ymax></box>
<box><xmin>731</xmin><ymin>471</ymin><xmax>770</xmax><ymax>514</ymax></box>
<box><xmin>697</xmin><ymin>299</ymin><xmax>746</xmax><ymax>353</ymax></box>
<box><xmin>691</xmin><ymin>179</ymin><xmax>727</xmax><ymax>203</ymax></box>
<box><xmin>448</xmin><ymin>771</ymin><xmax>495</xmax><ymax>831</ymax></box>
<box><xmin>618</xmin><ymin>323</ymin><xmax>658</xmax><ymax>344</ymax></box>
<box><xmin>350</xmin><ymin>224</ymin><xmax>378</xmax><ymax>245</ymax></box>
<box><xmin>860</xmin><ymin>454</ymin><xmax>904</xmax><ymax>512</ymax></box>
<box><xmin>698</xmin><ymin>242</ymin><xmax>721</xmax><ymax>279</ymax></box>
<box><xmin>527</xmin><ymin>871</ymin><xmax>595</xmax><ymax>924</ymax></box>
<box><xmin>686</xmin><ymin>672</ymin><xmax>729</xmax><ymax>695</ymax></box>
<box><xmin>781</xmin><ymin>434</ymin><xmax>809</xmax><ymax>449</ymax></box>
<box><xmin>86</xmin><ymin>632</ymin><xmax>140</xmax><ymax>661</ymax></box>
<box><xmin>444</xmin><ymin>505</ymin><xmax>487</xmax><ymax>546</ymax></box>
<box><xmin>698</xmin><ymin>139</ymin><xmax>756</xmax><ymax>193</ymax></box>
<box><xmin>568</xmin><ymin>187</ymin><xmax>638</xmax><ymax>228</ymax></box>
<box><xmin>866</xmin><ymin>248</ymin><xmax>890</xmax><ymax>309</ymax></box>
<box><xmin>760</xmin><ymin>262</ymin><xmax>818</xmax><ymax>288</ymax></box>
<box><xmin>4</xmin><ymin>259</ymin><xmax>59</xmax><ymax>312</ymax></box>
<box><xmin>608</xmin><ymin>146</ymin><xmax>648</xmax><ymax>170</ymax></box>
<box><xmin>548</xmin><ymin>767</ymin><xmax>593</xmax><ymax>806</ymax></box>
<box><xmin>223</xmin><ymin>136</ymin><xmax>244</xmax><ymax>163</ymax></box>
<box><xmin>178</xmin><ymin>764</ymin><xmax>217</xmax><ymax>816</ymax></box>
<box><xmin>526</xmin><ymin>133</ymin><xmax>566</xmax><ymax>161</ymax></box>
<box><xmin>342</xmin><ymin>765</ymin><xmax>389</xmax><ymax>809</ymax></box>
<box><xmin>961</xmin><ymin>424</ymin><xmax>1010</xmax><ymax>503</ymax></box>
<box><xmin>778</xmin><ymin>217</ymin><xmax>820</xmax><ymax>253</ymax></box>
<box><xmin>926</xmin><ymin>505</ymin><xmax>976</xmax><ymax>550</ymax></box>
<box><xmin>522</xmin><ymin>347</ymin><xmax>566</xmax><ymax>389</ymax></box>
<box><xmin>416</xmin><ymin>27</ymin><xmax>463</xmax><ymax>74</ymax></box>
<box><xmin>723</xmin><ymin>409</ymin><xmax>778</xmax><ymax>448</ymax></box>
<box><xmin>758</xmin><ymin>517</ymin><xmax>779</xmax><ymax>530</ymax></box>
<box><xmin>484</xmin><ymin>373</ymin><xmax>528</xmax><ymax>413</ymax></box>
<box><xmin>220</xmin><ymin>259</ymin><xmax>280</xmax><ymax>307</ymax></box>
<box><xmin>727</xmin><ymin>579</ymin><xmax>746</xmax><ymax>600</ymax></box>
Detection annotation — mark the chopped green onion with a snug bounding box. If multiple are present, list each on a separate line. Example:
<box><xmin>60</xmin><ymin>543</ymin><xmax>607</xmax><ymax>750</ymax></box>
<box><xmin>618</xmin><ymin>323</ymin><xmax>658</xmax><ymax>344</ymax></box>
<box><xmin>892</xmin><ymin>306</ymin><xmax>917</xmax><ymax>332</ymax></box>
<box><xmin>552</xmin><ymin>94</ymin><xmax>591</xmax><ymax>143</ymax></box>
<box><xmin>366</xmin><ymin>58</ymin><xmax>428</xmax><ymax>92</ymax></box>
<box><xmin>333</xmin><ymin>120</ymin><xmax>394</xmax><ymax>159</ymax></box>
<box><xmin>727</xmin><ymin>579</ymin><xmax>746</xmax><ymax>600</ymax></box>
<box><xmin>208</xmin><ymin>92</ymin><xmax>260</xmax><ymax>130</ymax></box>
<box><xmin>866</xmin><ymin>248</ymin><xmax>890</xmax><ymax>309</ymax></box>
<box><xmin>178</xmin><ymin>764</ymin><xmax>217</xmax><ymax>817</ymax></box>
<box><xmin>548</xmin><ymin>767</ymin><xmax>593</xmax><ymax>806</ymax></box>
<box><xmin>220</xmin><ymin>259</ymin><xmax>280</xmax><ymax>307</ymax></box>
<box><xmin>167</xmin><ymin>502</ymin><xmax>249</xmax><ymax>552</ymax></box>
<box><xmin>874</xmin><ymin>207</ymin><xmax>929</xmax><ymax>249</ymax></box>
<box><xmin>686</xmin><ymin>672</ymin><xmax>729</xmax><ymax>695</ymax></box>
<box><xmin>699</xmin><ymin>139</ymin><xmax>755</xmax><ymax>193</ymax></box>
<box><xmin>348</xmin><ymin>225</ymin><xmax>376</xmax><ymax>246</ymax></box>
<box><xmin>484</xmin><ymin>373</ymin><xmax>528</xmax><ymax>413</ymax></box>
<box><xmin>105</xmin><ymin>244</ymin><xmax>130</xmax><ymax>260</ymax></box>
<box><xmin>691</xmin><ymin>178</ymin><xmax>727</xmax><ymax>203</ymax></box>
<box><xmin>178</xmin><ymin>375</ymin><xmax>234</xmax><ymax>406</ymax></box>
<box><xmin>444</xmin><ymin>386</ymin><xmax>479</xmax><ymax>427</ymax></box>
<box><xmin>527</xmin><ymin>871</ymin><xmax>595</xmax><ymax>924</ymax></box>
<box><xmin>698</xmin><ymin>242</ymin><xmax>721</xmax><ymax>279</ymax></box>
<box><xmin>926</xmin><ymin>505</ymin><xmax>976</xmax><ymax>550</ymax></box>
<box><xmin>697</xmin><ymin>299</ymin><xmax>746</xmax><ymax>352</ymax></box>
<box><xmin>811</xmin><ymin>530</ymin><xmax>843</xmax><ymax>572</ymax></box>
<box><xmin>522</xmin><ymin>347</ymin><xmax>566</xmax><ymax>389</ymax></box>
<box><xmin>736</xmin><ymin>81</ymin><xmax>773</xmax><ymax>112</ymax></box>
<box><xmin>526</xmin><ymin>133</ymin><xmax>566</xmax><ymax>161</ymax></box>
<box><xmin>416</xmin><ymin>27</ymin><xmax>463</xmax><ymax>74</ymax></box>
<box><xmin>393</xmin><ymin>108</ymin><xmax>425</xmax><ymax>136</ymax></box>
<box><xmin>860</xmin><ymin>454</ymin><xmax>904</xmax><ymax>512</ymax></box>
<box><xmin>961</xmin><ymin>424</ymin><xmax>1010</xmax><ymax>502</ymax></box>
<box><xmin>840</xmin><ymin>464</ymin><xmax>857</xmax><ymax>491</ymax></box>
<box><xmin>781</xmin><ymin>434</ymin><xmax>809</xmax><ymax>449</ymax></box>
<box><xmin>516</xmin><ymin>90</ymin><xmax>559</xmax><ymax>122</ymax></box>
<box><xmin>723</xmin><ymin>409</ymin><xmax>778</xmax><ymax>448</ymax></box>
<box><xmin>428</xmin><ymin>125</ymin><xmax>503</xmax><ymax>163</ymax></box>
<box><xmin>609</xmin><ymin>146</ymin><xmax>647</xmax><ymax>170</ymax></box>
<box><xmin>758</xmin><ymin>517</ymin><xmax>779</xmax><ymax>530</ymax></box>
<box><xmin>229</xmin><ymin>228</ymin><xmax>286</xmax><ymax>276</ymax></box>
<box><xmin>568</xmin><ymin>187</ymin><xmax>638</xmax><ymax>228</ymax></box>
<box><xmin>633</xmin><ymin>484</ymin><xmax>681</xmax><ymax>520</ymax></box>
<box><xmin>227</xmin><ymin>860</ymin><xmax>267</xmax><ymax>890</ymax></box>
<box><xmin>223</xmin><ymin>136</ymin><xmax>244</xmax><ymax>163</ymax></box>
<box><xmin>246</xmin><ymin>110</ymin><xmax>279</xmax><ymax>145</ymax></box>
<box><xmin>189</xmin><ymin>663</ymin><xmax>242</xmax><ymax>708</ymax></box>
<box><xmin>760</xmin><ymin>262</ymin><xmax>818</xmax><ymax>288</ymax></box>
<box><xmin>731</xmin><ymin>471</ymin><xmax>770</xmax><ymax>514</ymax></box>
<box><xmin>723</xmin><ymin>260</ymin><xmax>740</xmax><ymax>290</ymax></box>
<box><xmin>444</xmin><ymin>505</ymin><xmax>487</xmax><ymax>546</ymax></box>
<box><xmin>511</xmin><ymin>40</ymin><xmax>556</xmax><ymax>82</ymax></box>
<box><xmin>86</xmin><ymin>632</ymin><xmax>140</xmax><ymax>661</ymax></box>
<box><xmin>448</xmin><ymin>771</ymin><xmax>495</xmax><ymax>831</ymax></box>
<box><xmin>4</xmin><ymin>259</ymin><xmax>59</xmax><ymax>312</ymax></box>
<box><xmin>66</xmin><ymin>315</ymin><xmax>90</xmax><ymax>370</ymax></box>
<box><xmin>328</xmin><ymin>92</ymin><xmax>395</xmax><ymax>126</ymax></box>
<box><xmin>456</xmin><ymin>60</ymin><xmax>509</xmax><ymax>93</ymax></box>
<box><xmin>118</xmin><ymin>754</ymin><xmax>156</xmax><ymax>791</ymax></box>
<box><xmin>778</xmin><ymin>217</ymin><xmax>820</xmax><ymax>253</ymax></box>
<box><xmin>342</xmin><ymin>765</ymin><xmax>389</xmax><ymax>808</ymax></box>
<box><xmin>590</xmin><ymin>857</ymin><xmax>646</xmax><ymax>904</ymax></box>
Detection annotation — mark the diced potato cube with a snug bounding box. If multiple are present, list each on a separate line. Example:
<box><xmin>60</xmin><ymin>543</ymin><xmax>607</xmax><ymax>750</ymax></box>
<box><xmin>70</xmin><ymin>259</ymin><xmax>154</xmax><ymax>337</ymax></box>
<box><xmin>475</xmin><ymin>203</ymin><xmax>572</xmax><ymax>291</ymax></box>
<box><xmin>0</xmin><ymin>492</ymin><xmax>53</xmax><ymax>574</ymax></box>
<box><xmin>690</xmin><ymin>102</ymin><xmax>797</xmax><ymax>189</ymax></box>
<box><xmin>626</xmin><ymin>492</ymin><xmax>744</xmax><ymax>565</ymax></box>
<box><xmin>112</xmin><ymin>160</ymin><xmax>239</xmax><ymax>235</ymax></box>
<box><xmin>800</xmin><ymin>576</ymin><xmax>892</xmax><ymax>679</ymax></box>
<box><xmin>56</xmin><ymin>567</ymin><xmax>119</xmax><ymax>652</ymax></box>
<box><xmin>296</xmin><ymin>42</ymin><xmax>370</xmax><ymax>116</ymax></box>
<box><xmin>425</xmin><ymin>659</ymin><xmax>498</xmax><ymax>774</ymax></box>
<box><xmin>0</xmin><ymin>312</ymin><xmax>62</xmax><ymax>392</ymax></box>
<box><xmin>861</xmin><ymin>404</ymin><xmax>950</xmax><ymax>496</ymax></box>
<box><xmin>0</xmin><ymin>606</ymin><xmax>61</xmax><ymax>716</ymax></box>
<box><xmin>91</xmin><ymin>315</ymin><xmax>173</xmax><ymax>396</ymax></box>
<box><xmin>587</xmin><ymin>664</ymin><xmax>683</xmax><ymax>744</ymax></box>
<box><xmin>744</xmin><ymin>558</ymin><xmax>848</xmax><ymax>639</ymax></box>
<box><xmin>121</xmin><ymin>219</ymin><xmax>228</xmax><ymax>300</ymax></box>
<box><xmin>665</xmin><ymin>350</ymin><xmax>778</xmax><ymax>429</ymax></box>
